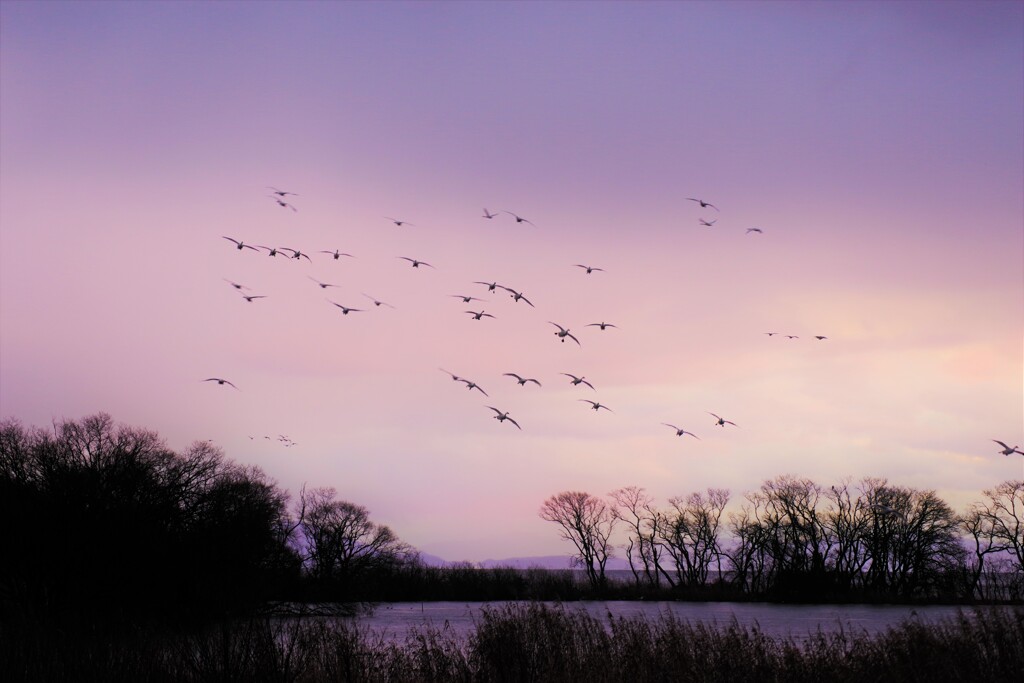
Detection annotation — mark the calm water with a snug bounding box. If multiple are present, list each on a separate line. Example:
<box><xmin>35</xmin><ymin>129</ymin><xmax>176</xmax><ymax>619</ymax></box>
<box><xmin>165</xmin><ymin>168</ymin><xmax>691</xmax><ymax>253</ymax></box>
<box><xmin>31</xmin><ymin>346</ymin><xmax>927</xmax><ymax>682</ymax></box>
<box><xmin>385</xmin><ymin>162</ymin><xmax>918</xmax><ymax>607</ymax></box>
<box><xmin>351</xmin><ymin>601</ymin><xmax>1010</xmax><ymax>642</ymax></box>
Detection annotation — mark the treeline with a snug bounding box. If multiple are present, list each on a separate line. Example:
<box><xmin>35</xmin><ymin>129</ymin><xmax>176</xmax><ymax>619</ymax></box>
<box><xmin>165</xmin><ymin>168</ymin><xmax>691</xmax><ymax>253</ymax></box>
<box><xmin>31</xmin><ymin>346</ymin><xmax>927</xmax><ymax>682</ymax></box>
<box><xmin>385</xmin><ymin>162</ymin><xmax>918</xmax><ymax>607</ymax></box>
<box><xmin>540</xmin><ymin>478</ymin><xmax>1024</xmax><ymax>602</ymax></box>
<box><xmin>2</xmin><ymin>413</ymin><xmax>1022</xmax><ymax>633</ymax></box>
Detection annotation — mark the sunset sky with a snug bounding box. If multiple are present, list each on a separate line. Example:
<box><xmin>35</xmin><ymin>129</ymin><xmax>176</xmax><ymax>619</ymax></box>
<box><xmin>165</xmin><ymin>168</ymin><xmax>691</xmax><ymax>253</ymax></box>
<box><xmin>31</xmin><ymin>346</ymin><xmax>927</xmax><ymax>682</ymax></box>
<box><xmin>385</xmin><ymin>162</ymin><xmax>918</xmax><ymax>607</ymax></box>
<box><xmin>2</xmin><ymin>1</ymin><xmax>1021</xmax><ymax>562</ymax></box>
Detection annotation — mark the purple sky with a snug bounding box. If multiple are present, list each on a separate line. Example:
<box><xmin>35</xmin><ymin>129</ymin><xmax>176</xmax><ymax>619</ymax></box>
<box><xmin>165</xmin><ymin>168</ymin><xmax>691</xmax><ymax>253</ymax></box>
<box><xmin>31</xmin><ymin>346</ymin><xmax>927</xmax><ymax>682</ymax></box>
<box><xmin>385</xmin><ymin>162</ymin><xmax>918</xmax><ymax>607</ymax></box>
<box><xmin>2</xmin><ymin>1</ymin><xmax>1021</xmax><ymax>561</ymax></box>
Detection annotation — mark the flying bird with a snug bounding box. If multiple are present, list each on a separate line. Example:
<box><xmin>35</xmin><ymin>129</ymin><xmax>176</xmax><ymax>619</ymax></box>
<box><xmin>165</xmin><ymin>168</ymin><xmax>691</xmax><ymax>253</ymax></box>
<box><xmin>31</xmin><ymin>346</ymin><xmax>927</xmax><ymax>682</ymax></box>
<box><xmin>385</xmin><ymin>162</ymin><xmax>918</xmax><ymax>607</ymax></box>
<box><xmin>746</xmin><ymin>228</ymin><xmax>764</xmax><ymax>234</ymax></box>
<box><xmin>451</xmin><ymin>294</ymin><xmax>486</xmax><ymax>303</ymax></box>
<box><xmin>814</xmin><ymin>336</ymin><xmax>828</xmax><ymax>341</ymax></box>
<box><xmin>268</xmin><ymin>187</ymin><xmax>298</xmax><ymax>197</ymax></box>
<box><xmin>698</xmin><ymin>219</ymin><xmax>717</xmax><ymax>227</ymax></box>
<box><xmin>203</xmin><ymin>378</ymin><xmax>238</xmax><ymax>389</ymax></box>
<box><xmin>993</xmin><ymin>440</ymin><xmax>1024</xmax><ymax>456</ymax></box>
<box><xmin>385</xmin><ymin>217</ymin><xmax>413</xmax><ymax>227</ymax></box>
<box><xmin>487</xmin><ymin>407</ymin><xmax>522</xmax><ymax>429</ymax></box>
<box><xmin>663</xmin><ymin>424</ymin><xmax>700</xmax><ymax>439</ymax></box>
<box><xmin>580</xmin><ymin>399</ymin><xmax>612</xmax><ymax>412</ymax></box>
<box><xmin>258</xmin><ymin>246</ymin><xmax>287</xmax><ymax>257</ymax></box>
<box><xmin>321</xmin><ymin>249</ymin><xmax>354</xmax><ymax>260</ymax></box>
<box><xmin>765</xmin><ymin>332</ymin><xmax>779</xmax><ymax>337</ymax></box>
<box><xmin>709</xmin><ymin>412</ymin><xmax>737</xmax><ymax>427</ymax></box>
<box><xmin>439</xmin><ymin>368</ymin><xmax>462</xmax><ymax>382</ymax></box>
<box><xmin>574</xmin><ymin>264</ymin><xmax>605</xmax><ymax>274</ymax></box>
<box><xmin>503</xmin><ymin>211</ymin><xmax>535</xmax><ymax>226</ymax></box>
<box><xmin>399</xmin><ymin>257</ymin><xmax>435</xmax><ymax>269</ymax></box>
<box><xmin>362</xmin><ymin>293</ymin><xmax>395</xmax><ymax>308</ymax></box>
<box><xmin>457</xmin><ymin>378</ymin><xmax>488</xmax><ymax>396</ymax></box>
<box><xmin>586</xmin><ymin>322</ymin><xmax>618</xmax><ymax>331</ymax></box>
<box><xmin>687</xmin><ymin>198</ymin><xmax>719</xmax><ymax>211</ymax></box>
<box><xmin>504</xmin><ymin>373</ymin><xmax>541</xmax><ymax>387</ymax></box>
<box><xmin>224</xmin><ymin>279</ymin><xmax>249</xmax><ymax>290</ymax></box>
<box><xmin>308</xmin><ymin>276</ymin><xmax>339</xmax><ymax>289</ymax></box>
<box><xmin>242</xmin><ymin>295</ymin><xmax>266</xmax><ymax>303</ymax></box>
<box><xmin>475</xmin><ymin>281</ymin><xmax>503</xmax><ymax>292</ymax></box>
<box><xmin>269</xmin><ymin>196</ymin><xmax>297</xmax><ymax>212</ymax></box>
<box><xmin>466</xmin><ymin>310</ymin><xmax>496</xmax><ymax>320</ymax></box>
<box><xmin>500</xmin><ymin>286</ymin><xmax>534</xmax><ymax>307</ymax></box>
<box><xmin>482</xmin><ymin>208</ymin><xmax>499</xmax><ymax>219</ymax></box>
<box><xmin>785</xmin><ymin>335</ymin><xmax>799</xmax><ymax>339</ymax></box>
<box><xmin>281</xmin><ymin>248</ymin><xmax>312</xmax><ymax>262</ymax></box>
<box><xmin>223</xmin><ymin>237</ymin><xmax>259</xmax><ymax>252</ymax></box>
<box><xmin>328</xmin><ymin>301</ymin><xmax>364</xmax><ymax>315</ymax></box>
<box><xmin>561</xmin><ymin>373</ymin><xmax>595</xmax><ymax>390</ymax></box>
<box><xmin>549</xmin><ymin>322</ymin><xmax>581</xmax><ymax>346</ymax></box>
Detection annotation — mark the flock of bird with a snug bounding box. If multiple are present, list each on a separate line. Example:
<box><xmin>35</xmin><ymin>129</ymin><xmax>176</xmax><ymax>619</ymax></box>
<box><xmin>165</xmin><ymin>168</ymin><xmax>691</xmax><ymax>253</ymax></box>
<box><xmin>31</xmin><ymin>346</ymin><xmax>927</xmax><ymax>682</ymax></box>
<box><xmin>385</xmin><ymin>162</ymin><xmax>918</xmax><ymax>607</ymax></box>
<box><xmin>206</xmin><ymin>187</ymin><xmax>1020</xmax><ymax>459</ymax></box>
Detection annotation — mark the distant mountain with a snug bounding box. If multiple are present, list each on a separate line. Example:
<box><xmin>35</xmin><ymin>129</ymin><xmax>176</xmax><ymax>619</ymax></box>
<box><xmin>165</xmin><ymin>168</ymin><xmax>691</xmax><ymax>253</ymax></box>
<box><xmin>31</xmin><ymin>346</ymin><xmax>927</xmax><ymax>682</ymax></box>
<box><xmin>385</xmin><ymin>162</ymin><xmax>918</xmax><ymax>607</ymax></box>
<box><xmin>478</xmin><ymin>555</ymin><xmax>633</xmax><ymax>571</ymax></box>
<box><xmin>414</xmin><ymin>551</ymin><xmax>634</xmax><ymax>571</ymax></box>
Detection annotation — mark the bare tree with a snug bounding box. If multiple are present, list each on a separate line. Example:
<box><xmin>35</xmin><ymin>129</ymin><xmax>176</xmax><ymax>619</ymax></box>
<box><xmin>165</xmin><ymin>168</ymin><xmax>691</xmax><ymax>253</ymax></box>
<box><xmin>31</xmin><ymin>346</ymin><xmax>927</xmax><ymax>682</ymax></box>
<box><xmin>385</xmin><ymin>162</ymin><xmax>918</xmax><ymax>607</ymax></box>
<box><xmin>299</xmin><ymin>487</ymin><xmax>414</xmax><ymax>583</ymax></box>
<box><xmin>610</xmin><ymin>486</ymin><xmax>666</xmax><ymax>587</ymax></box>
<box><xmin>961</xmin><ymin>480</ymin><xmax>1024</xmax><ymax>599</ymax></box>
<box><xmin>658</xmin><ymin>489</ymin><xmax>730</xmax><ymax>587</ymax></box>
<box><xmin>539</xmin><ymin>491</ymin><xmax>617</xmax><ymax>590</ymax></box>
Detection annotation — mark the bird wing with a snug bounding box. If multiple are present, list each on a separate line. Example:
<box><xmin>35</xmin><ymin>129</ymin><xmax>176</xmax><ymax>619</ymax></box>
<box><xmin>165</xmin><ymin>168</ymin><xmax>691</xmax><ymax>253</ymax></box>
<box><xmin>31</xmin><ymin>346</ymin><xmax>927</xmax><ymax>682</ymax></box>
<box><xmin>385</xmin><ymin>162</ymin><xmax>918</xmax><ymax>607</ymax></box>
<box><xmin>528</xmin><ymin>379</ymin><xmax>541</xmax><ymax>386</ymax></box>
<box><xmin>708</xmin><ymin>412</ymin><xmax>722</xmax><ymax>420</ymax></box>
<box><xmin>582</xmin><ymin>380</ymin><xmax>595</xmax><ymax>390</ymax></box>
<box><xmin>567</xmin><ymin>333</ymin><xmax>581</xmax><ymax>346</ymax></box>
<box><xmin>662</xmin><ymin>423</ymin><xmax>679</xmax><ymax>430</ymax></box>
<box><xmin>520</xmin><ymin>295</ymin><xmax>535</xmax><ymax>307</ymax></box>
<box><xmin>993</xmin><ymin>440</ymin><xmax>1010</xmax><ymax>449</ymax></box>
<box><xmin>507</xmin><ymin>417</ymin><xmax>522</xmax><ymax>430</ymax></box>
<box><xmin>549</xmin><ymin>322</ymin><xmax>567</xmax><ymax>332</ymax></box>
<box><xmin>487</xmin><ymin>406</ymin><xmax>502</xmax><ymax>415</ymax></box>
<box><xmin>473</xmin><ymin>385</ymin><xmax>489</xmax><ymax>396</ymax></box>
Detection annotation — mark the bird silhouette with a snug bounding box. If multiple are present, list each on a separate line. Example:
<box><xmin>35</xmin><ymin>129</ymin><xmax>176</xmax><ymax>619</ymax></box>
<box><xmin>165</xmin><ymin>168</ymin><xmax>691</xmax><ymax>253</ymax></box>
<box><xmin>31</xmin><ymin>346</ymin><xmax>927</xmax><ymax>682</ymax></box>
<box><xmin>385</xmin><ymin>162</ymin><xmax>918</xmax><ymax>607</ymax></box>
<box><xmin>663</xmin><ymin>423</ymin><xmax>700</xmax><ymax>439</ymax></box>
<box><xmin>487</xmin><ymin>406</ymin><xmax>522</xmax><ymax>429</ymax></box>
<box><xmin>687</xmin><ymin>198</ymin><xmax>719</xmax><ymax>211</ymax></box>
<box><xmin>362</xmin><ymin>293</ymin><xmax>395</xmax><ymax>308</ymax></box>
<box><xmin>699</xmin><ymin>219</ymin><xmax>717</xmax><ymax>227</ymax></box>
<box><xmin>550</xmin><ymin>322</ymin><xmax>581</xmax><ymax>345</ymax></box>
<box><xmin>223</xmin><ymin>237</ymin><xmax>259</xmax><ymax>252</ymax></box>
<box><xmin>281</xmin><ymin>248</ymin><xmax>312</xmax><ymax>262</ymax></box>
<box><xmin>328</xmin><ymin>301</ymin><xmax>364</xmax><ymax>315</ymax></box>
<box><xmin>580</xmin><ymin>399</ymin><xmax>612</xmax><ymax>412</ymax></box>
<box><xmin>814</xmin><ymin>335</ymin><xmax>828</xmax><ymax>340</ymax></box>
<box><xmin>258</xmin><ymin>245</ymin><xmax>286</xmax><ymax>257</ymax></box>
<box><xmin>586</xmin><ymin>322</ymin><xmax>618</xmax><ymax>331</ymax></box>
<box><xmin>399</xmin><ymin>257</ymin><xmax>435</xmax><ymax>269</ymax></box>
<box><xmin>993</xmin><ymin>440</ymin><xmax>1024</xmax><ymax>456</ymax></box>
<box><xmin>457</xmin><ymin>378</ymin><xmax>488</xmax><ymax>396</ymax></box>
<box><xmin>268</xmin><ymin>187</ymin><xmax>298</xmax><ymax>197</ymax></box>
<box><xmin>561</xmin><ymin>373</ymin><xmax>595</xmax><ymax>390</ymax></box>
<box><xmin>224</xmin><ymin>279</ymin><xmax>249</xmax><ymax>290</ymax></box>
<box><xmin>475</xmin><ymin>281</ymin><xmax>503</xmax><ymax>292</ymax></box>
<box><xmin>746</xmin><ymin>227</ymin><xmax>763</xmax><ymax>234</ymax></box>
<box><xmin>242</xmin><ymin>295</ymin><xmax>266</xmax><ymax>303</ymax></box>
<box><xmin>503</xmin><ymin>211</ymin><xmax>535</xmax><ymax>226</ymax></box>
<box><xmin>321</xmin><ymin>249</ymin><xmax>354</xmax><ymax>260</ymax></box>
<box><xmin>574</xmin><ymin>264</ymin><xmax>605</xmax><ymax>274</ymax></box>
<box><xmin>386</xmin><ymin>217</ymin><xmax>413</xmax><ymax>227</ymax></box>
<box><xmin>504</xmin><ymin>373</ymin><xmax>541</xmax><ymax>387</ymax></box>
<box><xmin>451</xmin><ymin>294</ymin><xmax>486</xmax><ymax>303</ymax></box>
<box><xmin>482</xmin><ymin>208</ymin><xmax>499</xmax><ymax>219</ymax></box>
<box><xmin>204</xmin><ymin>378</ymin><xmax>238</xmax><ymax>389</ymax></box>
<box><xmin>500</xmin><ymin>286</ymin><xmax>534</xmax><ymax>307</ymax></box>
<box><xmin>269</xmin><ymin>196</ymin><xmax>297</xmax><ymax>211</ymax></box>
<box><xmin>466</xmin><ymin>310</ymin><xmax>495</xmax><ymax>320</ymax></box>
<box><xmin>709</xmin><ymin>412</ymin><xmax>737</xmax><ymax>427</ymax></box>
<box><xmin>308</xmin><ymin>276</ymin><xmax>339</xmax><ymax>289</ymax></box>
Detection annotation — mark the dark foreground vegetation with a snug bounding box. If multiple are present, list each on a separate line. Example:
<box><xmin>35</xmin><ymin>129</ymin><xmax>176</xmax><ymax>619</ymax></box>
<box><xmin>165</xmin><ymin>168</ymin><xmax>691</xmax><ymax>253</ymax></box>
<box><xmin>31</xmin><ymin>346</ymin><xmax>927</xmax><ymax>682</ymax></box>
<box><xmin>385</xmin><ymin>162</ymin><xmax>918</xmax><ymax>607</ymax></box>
<box><xmin>3</xmin><ymin>603</ymin><xmax>1022</xmax><ymax>682</ymax></box>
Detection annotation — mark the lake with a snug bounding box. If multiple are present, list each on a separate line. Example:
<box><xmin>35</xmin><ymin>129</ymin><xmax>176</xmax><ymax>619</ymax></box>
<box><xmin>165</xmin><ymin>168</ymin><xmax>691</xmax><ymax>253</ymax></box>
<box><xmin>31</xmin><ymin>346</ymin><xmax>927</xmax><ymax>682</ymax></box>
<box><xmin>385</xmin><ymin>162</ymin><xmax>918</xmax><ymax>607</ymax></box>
<box><xmin>351</xmin><ymin>601</ymin><xmax>1010</xmax><ymax>642</ymax></box>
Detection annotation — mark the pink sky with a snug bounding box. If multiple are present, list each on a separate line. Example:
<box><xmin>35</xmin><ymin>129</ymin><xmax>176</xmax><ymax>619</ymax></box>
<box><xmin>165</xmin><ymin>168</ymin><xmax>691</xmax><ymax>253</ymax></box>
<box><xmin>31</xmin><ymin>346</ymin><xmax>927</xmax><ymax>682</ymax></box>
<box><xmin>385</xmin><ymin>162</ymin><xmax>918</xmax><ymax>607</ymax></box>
<box><xmin>1</xmin><ymin>1</ymin><xmax>1021</xmax><ymax>561</ymax></box>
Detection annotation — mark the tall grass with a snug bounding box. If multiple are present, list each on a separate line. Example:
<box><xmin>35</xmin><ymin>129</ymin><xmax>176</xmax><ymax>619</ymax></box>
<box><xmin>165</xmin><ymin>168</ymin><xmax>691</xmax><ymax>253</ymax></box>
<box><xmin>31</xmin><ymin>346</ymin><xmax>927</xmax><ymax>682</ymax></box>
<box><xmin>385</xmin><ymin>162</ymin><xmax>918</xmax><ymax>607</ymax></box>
<box><xmin>3</xmin><ymin>604</ymin><xmax>1021</xmax><ymax>682</ymax></box>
